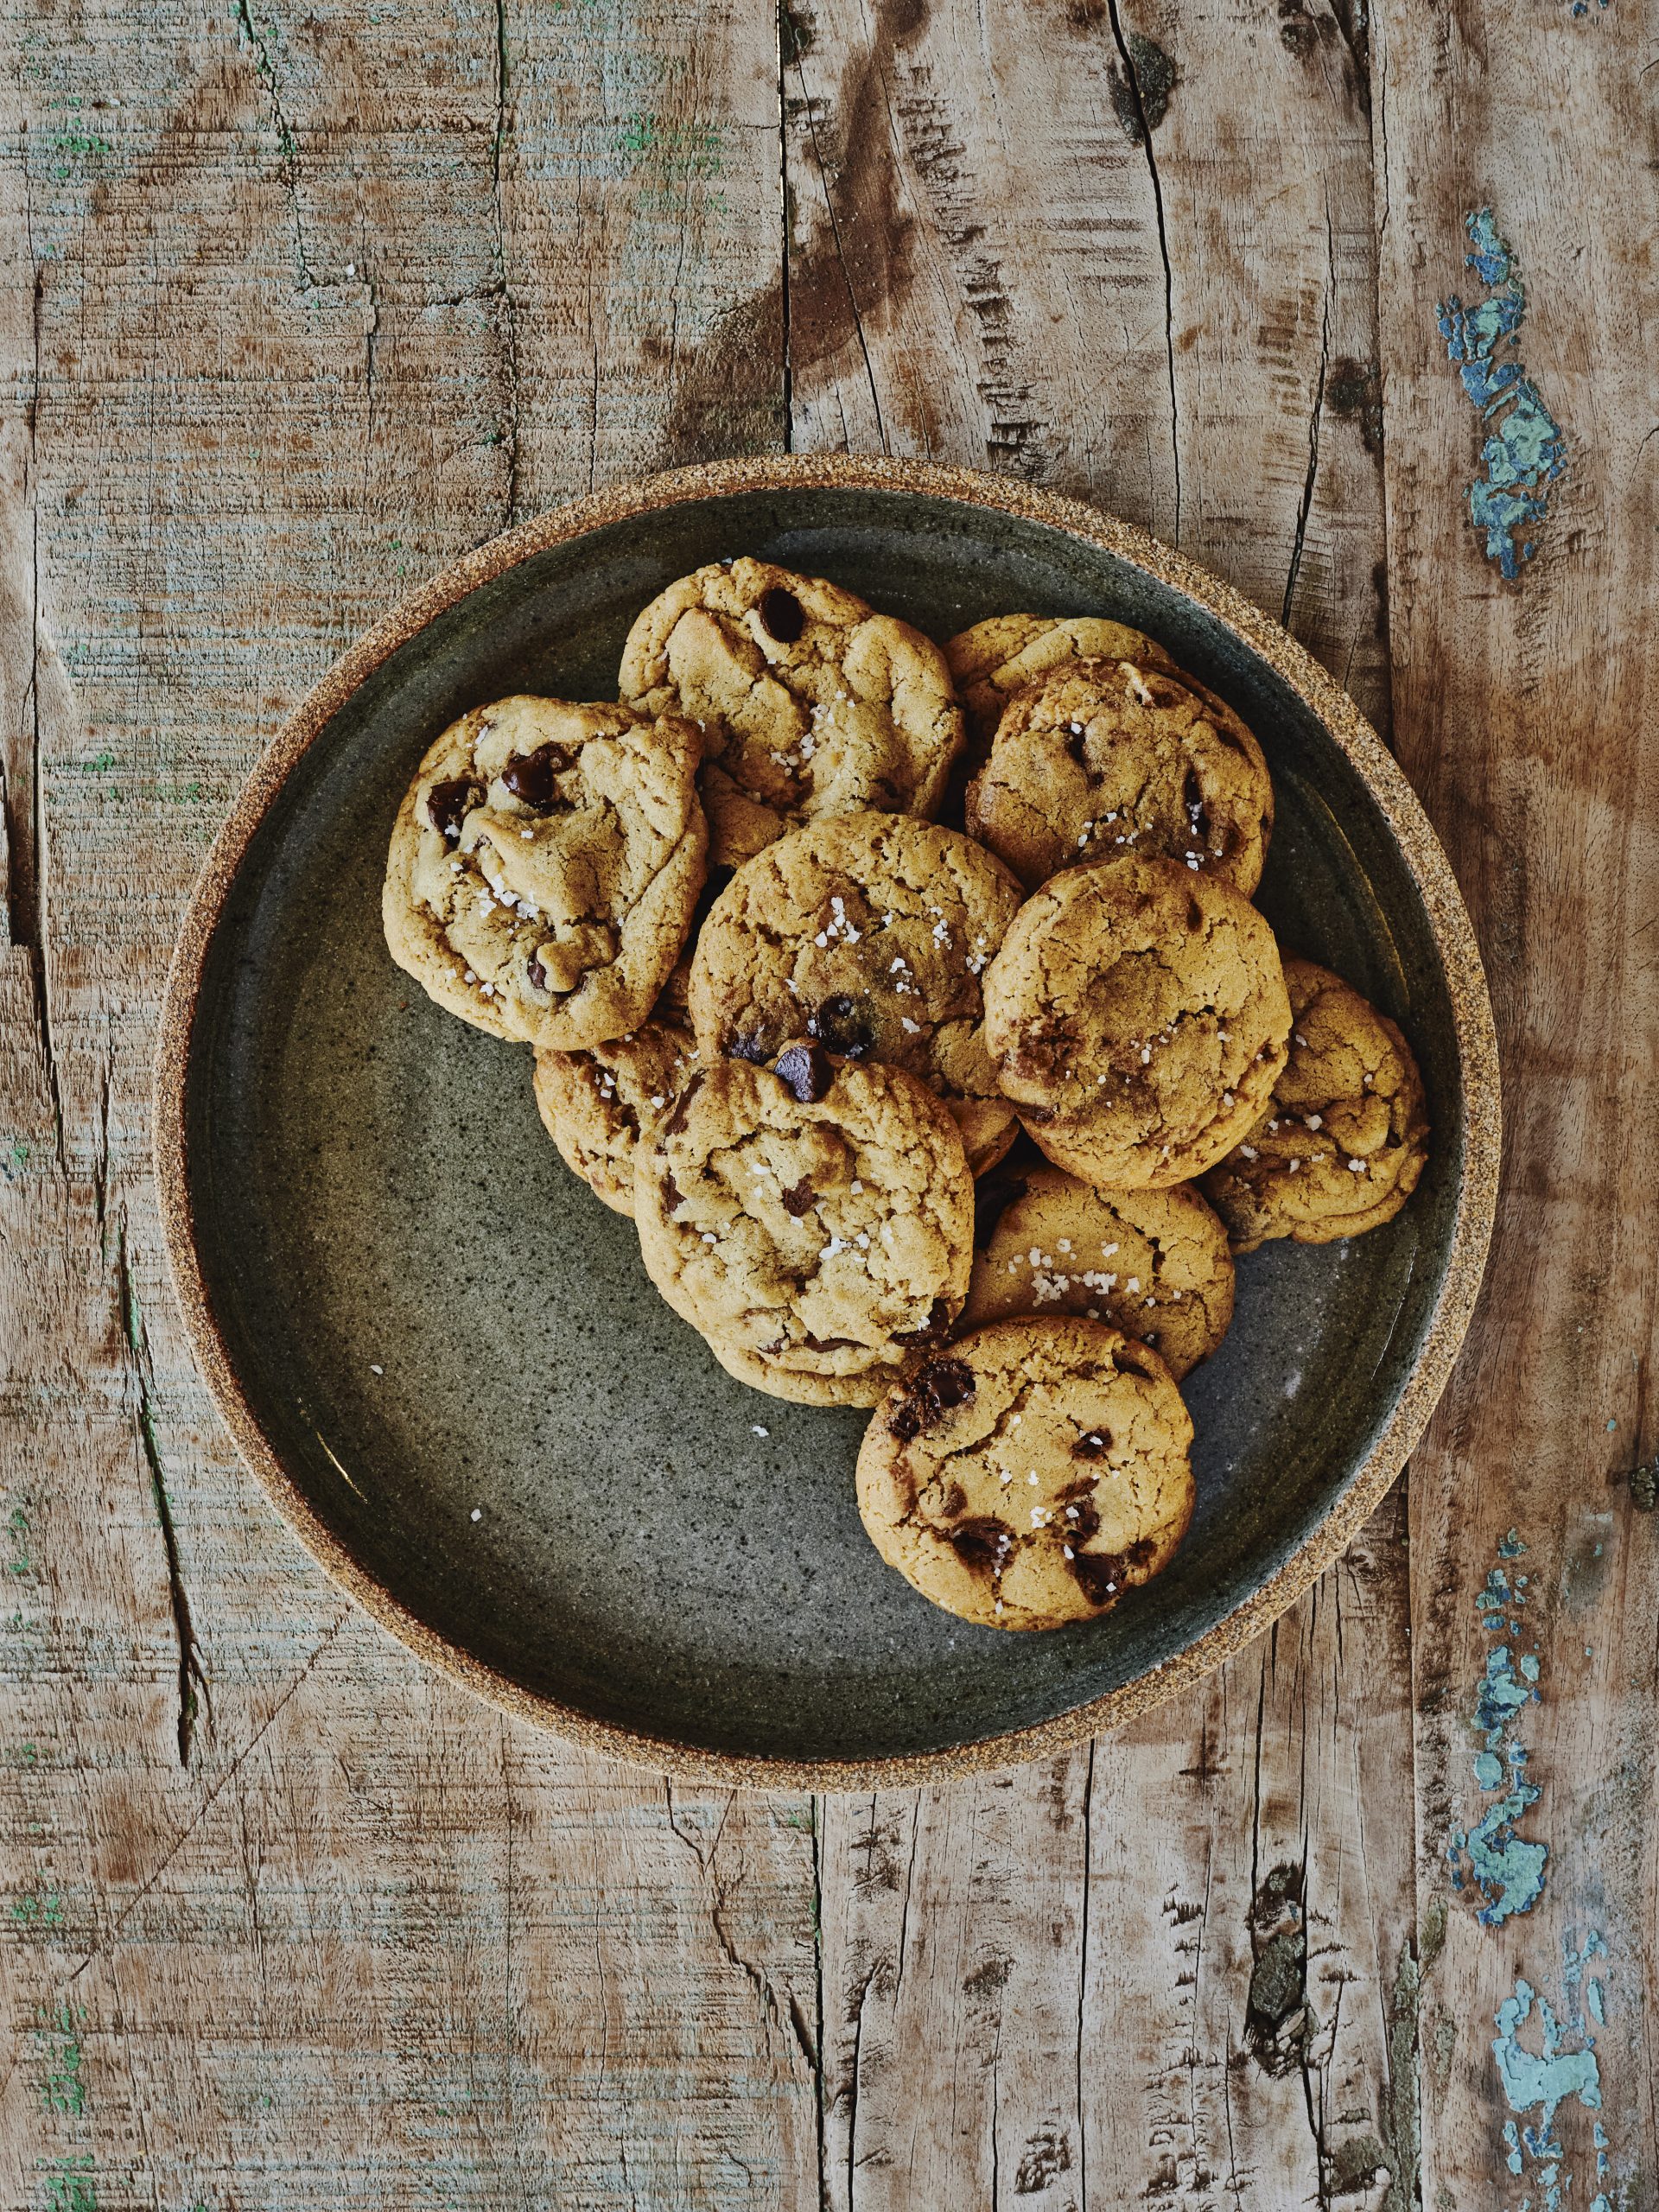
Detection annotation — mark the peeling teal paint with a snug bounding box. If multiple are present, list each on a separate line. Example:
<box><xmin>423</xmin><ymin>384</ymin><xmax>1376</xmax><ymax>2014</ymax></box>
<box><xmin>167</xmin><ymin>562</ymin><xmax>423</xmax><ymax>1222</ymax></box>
<box><xmin>1438</xmin><ymin>211</ymin><xmax>1566</xmax><ymax>581</ymax></box>
<box><xmin>1491</xmin><ymin>1934</ymin><xmax>1618</xmax><ymax>2212</ymax></box>
<box><xmin>1451</xmin><ymin>1535</ymin><xmax>1549</xmax><ymax>1922</ymax></box>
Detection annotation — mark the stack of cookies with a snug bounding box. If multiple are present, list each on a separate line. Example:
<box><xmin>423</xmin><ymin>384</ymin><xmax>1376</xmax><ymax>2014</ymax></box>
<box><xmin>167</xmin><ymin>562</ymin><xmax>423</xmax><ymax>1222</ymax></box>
<box><xmin>384</xmin><ymin>558</ymin><xmax>1430</xmax><ymax>1633</ymax></box>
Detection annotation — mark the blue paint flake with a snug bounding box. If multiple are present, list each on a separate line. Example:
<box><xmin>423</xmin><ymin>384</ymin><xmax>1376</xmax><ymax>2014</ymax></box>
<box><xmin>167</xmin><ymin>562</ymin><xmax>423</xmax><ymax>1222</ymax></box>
<box><xmin>1438</xmin><ymin>210</ymin><xmax>1567</xmax><ymax>580</ymax></box>
<box><xmin>1452</xmin><ymin>1535</ymin><xmax>1550</xmax><ymax>1923</ymax></box>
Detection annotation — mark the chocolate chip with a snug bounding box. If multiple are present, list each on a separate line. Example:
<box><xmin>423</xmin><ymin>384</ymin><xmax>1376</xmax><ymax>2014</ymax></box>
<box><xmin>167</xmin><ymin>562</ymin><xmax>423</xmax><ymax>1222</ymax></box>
<box><xmin>1187</xmin><ymin>893</ymin><xmax>1206</xmax><ymax>932</ymax></box>
<box><xmin>774</xmin><ymin>1039</ymin><xmax>834</xmax><ymax>1103</ymax></box>
<box><xmin>757</xmin><ymin>586</ymin><xmax>805</xmax><ymax>645</ymax></box>
<box><xmin>809</xmin><ymin>993</ymin><xmax>874</xmax><ymax>1058</ymax></box>
<box><xmin>942</xmin><ymin>1482</ymin><xmax>968</xmax><ymax>1518</ymax></box>
<box><xmin>1070</xmin><ymin>1553</ymin><xmax>1121</xmax><ymax>1609</ymax></box>
<box><xmin>726</xmin><ymin>1031</ymin><xmax>773</xmax><ymax>1065</ymax></box>
<box><xmin>803</xmin><ymin>1332</ymin><xmax>859</xmax><ymax>1351</ymax></box>
<box><xmin>500</xmin><ymin>743</ymin><xmax>570</xmax><ymax>811</ymax></box>
<box><xmin>425</xmin><ymin>777</ymin><xmax>480</xmax><ymax>841</ymax></box>
<box><xmin>660</xmin><ymin>1172</ymin><xmax>685</xmax><ymax>1215</ymax></box>
<box><xmin>782</xmin><ymin>1176</ymin><xmax>817</xmax><ymax>1217</ymax></box>
<box><xmin>1064</xmin><ymin>717</ymin><xmax>1090</xmax><ymax>766</ymax></box>
<box><xmin>890</xmin><ymin>1297</ymin><xmax>952</xmax><ymax>1348</ymax></box>
<box><xmin>972</xmin><ymin>1170</ymin><xmax>1028</xmax><ymax>1250</ymax></box>
<box><xmin>950</xmin><ymin>1516</ymin><xmax>1014</xmax><ymax>1573</ymax></box>
<box><xmin>527</xmin><ymin>950</ymin><xmax>550</xmax><ymax>995</ymax></box>
<box><xmin>1060</xmin><ymin>1484</ymin><xmax>1101</xmax><ymax>1540</ymax></box>
<box><xmin>889</xmin><ymin>1402</ymin><xmax>923</xmax><ymax>1442</ymax></box>
<box><xmin>1071</xmin><ymin>1431</ymin><xmax>1110</xmax><ymax>1462</ymax></box>
<box><xmin>662</xmin><ymin>1071</ymin><xmax>705</xmax><ymax>1138</ymax></box>
<box><xmin>914</xmin><ymin>1357</ymin><xmax>975</xmax><ymax>1415</ymax></box>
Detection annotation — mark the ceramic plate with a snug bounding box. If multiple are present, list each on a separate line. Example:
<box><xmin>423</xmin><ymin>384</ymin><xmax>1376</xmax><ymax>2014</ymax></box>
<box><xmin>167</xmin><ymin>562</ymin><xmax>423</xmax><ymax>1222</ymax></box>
<box><xmin>156</xmin><ymin>456</ymin><xmax>1497</xmax><ymax>1786</ymax></box>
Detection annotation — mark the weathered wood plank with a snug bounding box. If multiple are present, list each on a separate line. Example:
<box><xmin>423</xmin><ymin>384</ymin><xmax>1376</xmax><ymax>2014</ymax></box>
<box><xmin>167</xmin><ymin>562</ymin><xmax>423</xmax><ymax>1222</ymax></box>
<box><xmin>0</xmin><ymin>3</ymin><xmax>820</xmax><ymax>2206</ymax></box>
<box><xmin>790</xmin><ymin>1</ymin><xmax>1414</xmax><ymax>2202</ymax></box>
<box><xmin>1372</xmin><ymin>2</ymin><xmax>1659</xmax><ymax>2203</ymax></box>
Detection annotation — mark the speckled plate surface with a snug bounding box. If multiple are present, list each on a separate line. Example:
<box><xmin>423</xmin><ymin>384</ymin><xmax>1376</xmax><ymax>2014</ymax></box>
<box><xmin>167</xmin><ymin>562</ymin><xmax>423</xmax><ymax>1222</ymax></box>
<box><xmin>155</xmin><ymin>456</ymin><xmax>1498</xmax><ymax>1787</ymax></box>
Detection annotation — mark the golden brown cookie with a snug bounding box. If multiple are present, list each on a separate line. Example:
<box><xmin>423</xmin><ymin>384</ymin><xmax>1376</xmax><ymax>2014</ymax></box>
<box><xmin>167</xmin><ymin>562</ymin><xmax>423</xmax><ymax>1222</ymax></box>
<box><xmin>633</xmin><ymin>1042</ymin><xmax>973</xmax><ymax>1402</ymax></box>
<box><xmin>855</xmin><ymin>1318</ymin><xmax>1195</xmax><ymax>1630</ymax></box>
<box><xmin>1201</xmin><ymin>957</ymin><xmax>1430</xmax><ymax>1252</ymax></box>
<box><xmin>963</xmin><ymin>1165</ymin><xmax>1234</xmax><ymax>1380</ymax></box>
<box><xmin>944</xmin><ymin>613</ymin><xmax>1178</xmax><ymax>767</ymax></box>
<box><xmin>687</xmin><ymin>811</ymin><xmax>1026</xmax><ymax>1175</ymax></box>
<box><xmin>982</xmin><ymin>853</ymin><xmax>1292</xmax><ymax>1188</ymax></box>
<box><xmin>531</xmin><ymin>967</ymin><xmax>699</xmax><ymax>1216</ymax></box>
<box><xmin>383</xmin><ymin>696</ymin><xmax>707</xmax><ymax>1048</ymax></box>
<box><xmin>618</xmin><ymin>557</ymin><xmax>964</xmax><ymax>867</ymax></box>
<box><xmin>964</xmin><ymin>658</ymin><xmax>1273</xmax><ymax>894</ymax></box>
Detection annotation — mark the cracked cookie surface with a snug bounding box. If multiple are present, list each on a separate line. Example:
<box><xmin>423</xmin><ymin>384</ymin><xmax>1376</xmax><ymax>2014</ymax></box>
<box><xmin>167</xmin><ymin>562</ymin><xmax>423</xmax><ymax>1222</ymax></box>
<box><xmin>983</xmin><ymin>853</ymin><xmax>1291</xmax><ymax>1188</ymax></box>
<box><xmin>384</xmin><ymin>695</ymin><xmax>708</xmax><ymax>1048</ymax></box>
<box><xmin>1201</xmin><ymin>957</ymin><xmax>1430</xmax><ymax>1252</ymax></box>
<box><xmin>963</xmin><ymin>1163</ymin><xmax>1234</xmax><ymax>1381</ymax></box>
<box><xmin>633</xmin><ymin>1045</ymin><xmax>973</xmax><ymax>1403</ymax></box>
<box><xmin>619</xmin><ymin>556</ymin><xmax>964</xmax><ymax>867</ymax></box>
<box><xmin>687</xmin><ymin>811</ymin><xmax>1026</xmax><ymax>1174</ymax></box>
<box><xmin>856</xmin><ymin>1317</ymin><xmax>1194</xmax><ymax>1630</ymax></box>
<box><xmin>965</xmin><ymin>657</ymin><xmax>1273</xmax><ymax>894</ymax></box>
<box><xmin>532</xmin><ymin>965</ymin><xmax>699</xmax><ymax>1217</ymax></box>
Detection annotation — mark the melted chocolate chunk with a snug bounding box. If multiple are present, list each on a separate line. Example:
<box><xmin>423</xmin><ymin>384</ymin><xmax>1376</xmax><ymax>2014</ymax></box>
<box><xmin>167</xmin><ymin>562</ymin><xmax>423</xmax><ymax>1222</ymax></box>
<box><xmin>425</xmin><ymin>777</ymin><xmax>480</xmax><ymax>841</ymax></box>
<box><xmin>1186</xmin><ymin>892</ymin><xmax>1206</xmax><ymax>932</ymax></box>
<box><xmin>888</xmin><ymin>1402</ymin><xmax>924</xmax><ymax>1442</ymax></box>
<box><xmin>527</xmin><ymin>950</ymin><xmax>550</xmax><ymax>995</ymax></box>
<box><xmin>774</xmin><ymin>1039</ymin><xmax>834</xmax><ymax>1103</ymax></box>
<box><xmin>803</xmin><ymin>1332</ymin><xmax>859</xmax><ymax>1352</ymax></box>
<box><xmin>1012</xmin><ymin>1017</ymin><xmax>1081</xmax><ymax>1081</ymax></box>
<box><xmin>660</xmin><ymin>1172</ymin><xmax>685</xmax><ymax>1215</ymax></box>
<box><xmin>756</xmin><ymin>585</ymin><xmax>805</xmax><ymax>645</ymax></box>
<box><xmin>500</xmin><ymin>743</ymin><xmax>570</xmax><ymax>811</ymax></box>
<box><xmin>916</xmin><ymin>1357</ymin><xmax>975</xmax><ymax>1415</ymax></box>
<box><xmin>808</xmin><ymin>993</ymin><xmax>874</xmax><ymax>1058</ymax></box>
<box><xmin>1071</xmin><ymin>1430</ymin><xmax>1111</xmax><ymax>1461</ymax></box>
<box><xmin>726</xmin><ymin>1030</ymin><xmax>773</xmax><ymax>1065</ymax></box>
<box><xmin>942</xmin><ymin>1481</ymin><xmax>968</xmax><ymax>1519</ymax></box>
<box><xmin>1070</xmin><ymin>1553</ymin><xmax>1121</xmax><ymax>1609</ymax></box>
<box><xmin>1070</xmin><ymin>1536</ymin><xmax>1156</xmax><ymax>1609</ymax></box>
<box><xmin>1064</xmin><ymin>716</ymin><xmax>1090</xmax><ymax>766</ymax></box>
<box><xmin>890</xmin><ymin>1297</ymin><xmax>952</xmax><ymax>1348</ymax></box>
<box><xmin>661</xmin><ymin>1071</ymin><xmax>705</xmax><ymax>1138</ymax></box>
<box><xmin>972</xmin><ymin>1169</ymin><xmax>1028</xmax><ymax>1249</ymax></box>
<box><xmin>781</xmin><ymin>1176</ymin><xmax>817</xmax><ymax>1217</ymax></box>
<box><xmin>1059</xmin><ymin>1484</ymin><xmax>1101</xmax><ymax>1541</ymax></box>
<box><xmin>949</xmin><ymin>1516</ymin><xmax>1014</xmax><ymax>1573</ymax></box>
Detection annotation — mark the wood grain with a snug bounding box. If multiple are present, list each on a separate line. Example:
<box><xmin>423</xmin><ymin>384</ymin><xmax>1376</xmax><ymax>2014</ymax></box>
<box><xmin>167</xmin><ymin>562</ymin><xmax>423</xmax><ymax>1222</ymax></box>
<box><xmin>1372</xmin><ymin>0</ymin><xmax>1659</xmax><ymax>2202</ymax></box>
<box><xmin>4</xmin><ymin>0</ymin><xmax>1650</xmax><ymax>2198</ymax></box>
<box><xmin>1</xmin><ymin>4</ymin><xmax>817</xmax><ymax>2206</ymax></box>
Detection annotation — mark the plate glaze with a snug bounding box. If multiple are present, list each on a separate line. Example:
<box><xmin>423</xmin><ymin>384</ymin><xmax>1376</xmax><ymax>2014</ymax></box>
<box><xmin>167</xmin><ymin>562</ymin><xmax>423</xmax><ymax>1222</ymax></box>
<box><xmin>156</xmin><ymin>456</ymin><xmax>1498</xmax><ymax>1786</ymax></box>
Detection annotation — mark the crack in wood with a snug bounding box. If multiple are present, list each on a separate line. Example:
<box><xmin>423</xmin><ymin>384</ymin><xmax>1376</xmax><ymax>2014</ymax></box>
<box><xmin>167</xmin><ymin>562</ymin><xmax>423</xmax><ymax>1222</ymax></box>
<box><xmin>1283</xmin><ymin>196</ymin><xmax>1336</xmax><ymax>631</ymax></box>
<box><xmin>1103</xmin><ymin>0</ymin><xmax>1181</xmax><ymax>543</ymax></box>
<box><xmin>115</xmin><ymin>1214</ymin><xmax>209</xmax><ymax>1767</ymax></box>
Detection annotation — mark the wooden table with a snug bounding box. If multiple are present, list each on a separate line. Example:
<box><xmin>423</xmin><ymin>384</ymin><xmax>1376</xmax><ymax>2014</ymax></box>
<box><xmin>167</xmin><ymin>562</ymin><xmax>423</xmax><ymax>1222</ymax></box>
<box><xmin>2</xmin><ymin>1</ymin><xmax>1654</xmax><ymax>2202</ymax></box>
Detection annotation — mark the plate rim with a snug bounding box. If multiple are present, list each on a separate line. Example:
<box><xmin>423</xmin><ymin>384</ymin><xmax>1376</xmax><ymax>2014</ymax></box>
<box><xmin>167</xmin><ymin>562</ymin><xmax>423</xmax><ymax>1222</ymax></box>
<box><xmin>152</xmin><ymin>452</ymin><xmax>1500</xmax><ymax>1789</ymax></box>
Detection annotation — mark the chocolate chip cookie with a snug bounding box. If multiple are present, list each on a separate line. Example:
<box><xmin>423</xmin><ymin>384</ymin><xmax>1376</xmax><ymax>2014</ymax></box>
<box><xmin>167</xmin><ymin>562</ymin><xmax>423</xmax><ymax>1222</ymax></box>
<box><xmin>856</xmin><ymin>1318</ymin><xmax>1195</xmax><ymax>1630</ymax></box>
<box><xmin>384</xmin><ymin>695</ymin><xmax>708</xmax><ymax>1049</ymax></box>
<box><xmin>687</xmin><ymin>811</ymin><xmax>1026</xmax><ymax>1174</ymax></box>
<box><xmin>944</xmin><ymin>613</ymin><xmax>1178</xmax><ymax>766</ymax></box>
<box><xmin>1201</xmin><ymin>957</ymin><xmax>1430</xmax><ymax>1252</ymax></box>
<box><xmin>963</xmin><ymin>1164</ymin><xmax>1234</xmax><ymax>1380</ymax></box>
<box><xmin>633</xmin><ymin>1043</ymin><xmax>974</xmax><ymax>1403</ymax></box>
<box><xmin>983</xmin><ymin>853</ymin><xmax>1292</xmax><ymax>1187</ymax></box>
<box><xmin>965</xmin><ymin>657</ymin><xmax>1273</xmax><ymax>894</ymax></box>
<box><xmin>619</xmin><ymin>557</ymin><xmax>964</xmax><ymax>867</ymax></box>
<box><xmin>531</xmin><ymin>965</ymin><xmax>699</xmax><ymax>1217</ymax></box>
